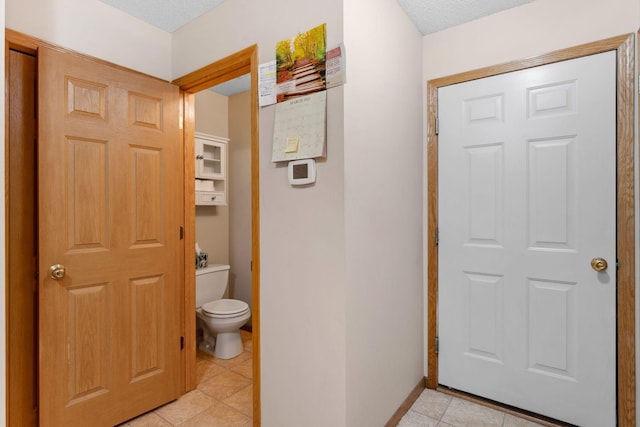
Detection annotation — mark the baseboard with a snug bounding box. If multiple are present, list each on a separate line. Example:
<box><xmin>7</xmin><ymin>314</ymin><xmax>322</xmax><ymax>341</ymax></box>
<box><xmin>385</xmin><ymin>377</ymin><xmax>427</xmax><ymax>427</ymax></box>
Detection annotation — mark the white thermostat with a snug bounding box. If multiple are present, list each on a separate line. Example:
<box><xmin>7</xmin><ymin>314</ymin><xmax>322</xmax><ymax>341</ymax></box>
<box><xmin>288</xmin><ymin>159</ymin><xmax>316</xmax><ymax>186</ymax></box>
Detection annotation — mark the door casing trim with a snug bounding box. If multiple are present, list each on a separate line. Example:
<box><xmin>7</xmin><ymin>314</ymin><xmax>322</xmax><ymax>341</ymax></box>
<box><xmin>426</xmin><ymin>33</ymin><xmax>636</xmax><ymax>426</ymax></box>
<box><xmin>172</xmin><ymin>45</ymin><xmax>261</xmax><ymax>426</ymax></box>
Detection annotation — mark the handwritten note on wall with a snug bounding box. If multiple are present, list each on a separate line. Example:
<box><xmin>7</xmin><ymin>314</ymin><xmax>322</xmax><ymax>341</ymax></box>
<box><xmin>272</xmin><ymin>91</ymin><xmax>326</xmax><ymax>162</ymax></box>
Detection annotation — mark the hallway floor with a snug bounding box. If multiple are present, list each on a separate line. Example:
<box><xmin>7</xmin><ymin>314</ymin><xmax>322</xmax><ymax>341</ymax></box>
<box><xmin>398</xmin><ymin>389</ymin><xmax>546</xmax><ymax>427</ymax></box>
<box><xmin>120</xmin><ymin>330</ymin><xmax>253</xmax><ymax>427</ymax></box>
<box><xmin>119</xmin><ymin>331</ymin><xmax>547</xmax><ymax>427</ymax></box>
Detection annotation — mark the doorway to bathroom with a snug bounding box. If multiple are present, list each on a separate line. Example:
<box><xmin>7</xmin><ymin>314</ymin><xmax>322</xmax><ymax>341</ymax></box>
<box><xmin>427</xmin><ymin>34</ymin><xmax>636</xmax><ymax>426</ymax></box>
<box><xmin>173</xmin><ymin>45</ymin><xmax>262</xmax><ymax>424</ymax></box>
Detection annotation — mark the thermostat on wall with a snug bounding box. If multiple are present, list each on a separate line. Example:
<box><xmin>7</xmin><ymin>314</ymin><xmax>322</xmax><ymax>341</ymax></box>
<box><xmin>288</xmin><ymin>159</ymin><xmax>316</xmax><ymax>186</ymax></box>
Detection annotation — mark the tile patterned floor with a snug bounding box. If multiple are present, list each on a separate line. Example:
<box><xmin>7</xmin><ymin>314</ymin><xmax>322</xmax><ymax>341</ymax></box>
<box><xmin>398</xmin><ymin>389</ymin><xmax>546</xmax><ymax>427</ymax></box>
<box><xmin>118</xmin><ymin>333</ymin><xmax>543</xmax><ymax>427</ymax></box>
<box><xmin>119</xmin><ymin>330</ymin><xmax>253</xmax><ymax>427</ymax></box>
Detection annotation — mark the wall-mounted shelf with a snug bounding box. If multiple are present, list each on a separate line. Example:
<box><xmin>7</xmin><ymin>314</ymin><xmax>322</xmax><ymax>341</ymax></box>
<box><xmin>195</xmin><ymin>132</ymin><xmax>229</xmax><ymax>206</ymax></box>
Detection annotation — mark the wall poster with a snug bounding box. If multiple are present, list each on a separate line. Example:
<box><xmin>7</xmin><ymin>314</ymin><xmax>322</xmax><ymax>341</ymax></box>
<box><xmin>275</xmin><ymin>23</ymin><xmax>327</xmax><ymax>103</ymax></box>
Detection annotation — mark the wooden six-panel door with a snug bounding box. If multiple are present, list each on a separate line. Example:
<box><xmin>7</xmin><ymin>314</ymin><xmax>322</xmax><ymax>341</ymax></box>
<box><xmin>38</xmin><ymin>46</ymin><xmax>183</xmax><ymax>426</ymax></box>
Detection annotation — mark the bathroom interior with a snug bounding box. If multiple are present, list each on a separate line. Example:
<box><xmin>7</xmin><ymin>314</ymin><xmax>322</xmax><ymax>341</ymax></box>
<box><xmin>191</xmin><ymin>75</ymin><xmax>255</xmax><ymax>421</ymax></box>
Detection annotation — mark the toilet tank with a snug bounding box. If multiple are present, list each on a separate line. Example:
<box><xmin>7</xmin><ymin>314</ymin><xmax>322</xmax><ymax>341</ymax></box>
<box><xmin>195</xmin><ymin>264</ymin><xmax>230</xmax><ymax>308</ymax></box>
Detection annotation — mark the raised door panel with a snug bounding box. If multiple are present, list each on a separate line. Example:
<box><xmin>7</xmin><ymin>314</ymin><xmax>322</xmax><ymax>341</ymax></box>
<box><xmin>39</xmin><ymin>47</ymin><xmax>182</xmax><ymax>427</ymax></box>
<box><xmin>438</xmin><ymin>52</ymin><xmax>616</xmax><ymax>426</ymax></box>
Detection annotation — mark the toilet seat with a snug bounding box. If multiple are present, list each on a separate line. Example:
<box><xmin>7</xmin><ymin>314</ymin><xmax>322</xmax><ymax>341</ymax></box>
<box><xmin>202</xmin><ymin>299</ymin><xmax>249</xmax><ymax>318</ymax></box>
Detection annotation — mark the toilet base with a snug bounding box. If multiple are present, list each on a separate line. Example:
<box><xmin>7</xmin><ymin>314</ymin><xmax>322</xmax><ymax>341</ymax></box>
<box><xmin>214</xmin><ymin>331</ymin><xmax>243</xmax><ymax>359</ymax></box>
<box><xmin>198</xmin><ymin>339</ymin><xmax>216</xmax><ymax>357</ymax></box>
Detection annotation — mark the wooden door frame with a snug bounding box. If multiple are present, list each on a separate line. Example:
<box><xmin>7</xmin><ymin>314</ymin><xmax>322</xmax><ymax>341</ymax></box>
<box><xmin>172</xmin><ymin>45</ymin><xmax>261</xmax><ymax>425</ymax></box>
<box><xmin>427</xmin><ymin>34</ymin><xmax>636</xmax><ymax>426</ymax></box>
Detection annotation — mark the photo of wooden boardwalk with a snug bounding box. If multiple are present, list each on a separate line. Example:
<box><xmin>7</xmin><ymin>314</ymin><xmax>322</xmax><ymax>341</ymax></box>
<box><xmin>281</xmin><ymin>58</ymin><xmax>325</xmax><ymax>99</ymax></box>
<box><xmin>276</xmin><ymin>23</ymin><xmax>326</xmax><ymax>102</ymax></box>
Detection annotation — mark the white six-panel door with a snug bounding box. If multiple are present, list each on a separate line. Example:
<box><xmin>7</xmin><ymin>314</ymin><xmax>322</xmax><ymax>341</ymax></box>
<box><xmin>437</xmin><ymin>51</ymin><xmax>617</xmax><ymax>426</ymax></box>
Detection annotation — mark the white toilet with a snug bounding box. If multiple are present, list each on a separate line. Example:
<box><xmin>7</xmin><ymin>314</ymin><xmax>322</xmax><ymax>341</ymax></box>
<box><xmin>196</xmin><ymin>264</ymin><xmax>251</xmax><ymax>359</ymax></box>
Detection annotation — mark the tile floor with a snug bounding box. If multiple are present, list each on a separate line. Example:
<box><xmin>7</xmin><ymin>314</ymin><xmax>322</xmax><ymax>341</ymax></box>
<box><xmin>118</xmin><ymin>333</ymin><xmax>545</xmax><ymax>427</ymax></box>
<box><xmin>398</xmin><ymin>389</ymin><xmax>546</xmax><ymax>427</ymax></box>
<box><xmin>120</xmin><ymin>329</ymin><xmax>253</xmax><ymax>427</ymax></box>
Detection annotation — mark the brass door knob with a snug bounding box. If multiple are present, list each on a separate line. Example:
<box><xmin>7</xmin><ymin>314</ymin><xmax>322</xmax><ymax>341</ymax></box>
<box><xmin>591</xmin><ymin>258</ymin><xmax>608</xmax><ymax>272</ymax></box>
<box><xmin>48</xmin><ymin>264</ymin><xmax>66</xmax><ymax>280</ymax></box>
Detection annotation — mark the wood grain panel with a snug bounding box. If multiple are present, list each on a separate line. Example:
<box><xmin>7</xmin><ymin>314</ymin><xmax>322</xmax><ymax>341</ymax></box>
<box><xmin>7</xmin><ymin>48</ymin><xmax>38</xmax><ymax>427</ymax></box>
<box><xmin>67</xmin><ymin>137</ymin><xmax>107</xmax><ymax>250</ymax></box>
<box><xmin>67</xmin><ymin>284</ymin><xmax>108</xmax><ymax>403</ymax></box>
<box><xmin>248</xmin><ymin>48</ymin><xmax>262</xmax><ymax>427</ymax></box>
<box><xmin>129</xmin><ymin>92</ymin><xmax>162</xmax><ymax>130</ymax></box>
<box><xmin>181</xmin><ymin>92</ymin><xmax>196</xmax><ymax>393</ymax></box>
<box><xmin>6</xmin><ymin>29</ymin><xmax>184</xmax><ymax>427</ymax></box>
<box><xmin>130</xmin><ymin>147</ymin><xmax>162</xmax><ymax>245</ymax></box>
<box><xmin>427</xmin><ymin>33</ymin><xmax>636</xmax><ymax>425</ymax></box>
<box><xmin>615</xmin><ymin>33</ymin><xmax>636</xmax><ymax>427</ymax></box>
<box><xmin>39</xmin><ymin>45</ymin><xmax>182</xmax><ymax>427</ymax></box>
<box><xmin>172</xmin><ymin>46</ymin><xmax>253</xmax><ymax>93</ymax></box>
<box><xmin>66</xmin><ymin>77</ymin><xmax>106</xmax><ymax>119</ymax></box>
<box><xmin>130</xmin><ymin>276</ymin><xmax>164</xmax><ymax>380</ymax></box>
<box><xmin>426</xmin><ymin>80</ymin><xmax>439</xmax><ymax>389</ymax></box>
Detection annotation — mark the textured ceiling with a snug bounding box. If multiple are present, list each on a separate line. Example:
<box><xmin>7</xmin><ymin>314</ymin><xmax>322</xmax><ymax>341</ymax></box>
<box><xmin>97</xmin><ymin>0</ymin><xmax>536</xmax><ymax>94</ymax></box>
<box><xmin>98</xmin><ymin>0</ymin><xmax>536</xmax><ymax>35</ymax></box>
<box><xmin>99</xmin><ymin>0</ymin><xmax>226</xmax><ymax>33</ymax></box>
<box><xmin>397</xmin><ymin>0</ymin><xmax>534</xmax><ymax>35</ymax></box>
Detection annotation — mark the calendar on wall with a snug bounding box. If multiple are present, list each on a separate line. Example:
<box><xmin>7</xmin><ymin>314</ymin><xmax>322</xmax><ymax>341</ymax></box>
<box><xmin>271</xmin><ymin>91</ymin><xmax>326</xmax><ymax>162</ymax></box>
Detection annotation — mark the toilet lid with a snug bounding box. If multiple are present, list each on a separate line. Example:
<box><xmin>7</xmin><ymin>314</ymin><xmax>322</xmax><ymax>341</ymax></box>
<box><xmin>202</xmin><ymin>299</ymin><xmax>249</xmax><ymax>316</ymax></box>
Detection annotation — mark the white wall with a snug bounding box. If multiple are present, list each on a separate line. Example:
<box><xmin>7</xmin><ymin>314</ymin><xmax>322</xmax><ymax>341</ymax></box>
<box><xmin>423</xmin><ymin>0</ymin><xmax>639</xmax><ymax>81</ymax></box>
<box><xmin>6</xmin><ymin>0</ymin><xmax>172</xmax><ymax>80</ymax></box>
<box><xmin>228</xmin><ymin>91</ymin><xmax>253</xmax><ymax>320</ymax></box>
<box><xmin>343</xmin><ymin>0</ymin><xmax>424</xmax><ymax>425</ymax></box>
<box><xmin>422</xmin><ymin>0</ymin><xmax>640</xmax><ymax>423</ymax></box>
<box><xmin>173</xmin><ymin>2</ymin><xmax>348</xmax><ymax>425</ymax></box>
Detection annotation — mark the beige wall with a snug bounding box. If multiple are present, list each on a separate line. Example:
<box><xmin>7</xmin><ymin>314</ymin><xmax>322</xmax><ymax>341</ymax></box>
<box><xmin>6</xmin><ymin>0</ymin><xmax>171</xmax><ymax>80</ymax></box>
<box><xmin>195</xmin><ymin>90</ymin><xmax>230</xmax><ymax>266</ymax></box>
<box><xmin>422</xmin><ymin>1</ymin><xmax>640</xmax><ymax>424</ymax></box>
<box><xmin>179</xmin><ymin>0</ymin><xmax>424</xmax><ymax>424</ymax></box>
<box><xmin>423</xmin><ymin>0</ymin><xmax>640</xmax><ymax>82</ymax></box>
<box><xmin>195</xmin><ymin>89</ymin><xmax>252</xmax><ymax>317</ymax></box>
<box><xmin>343</xmin><ymin>0</ymin><xmax>424</xmax><ymax>424</ymax></box>
<box><xmin>173</xmin><ymin>2</ymin><xmax>348</xmax><ymax>425</ymax></box>
<box><xmin>228</xmin><ymin>91</ymin><xmax>252</xmax><ymax>322</ymax></box>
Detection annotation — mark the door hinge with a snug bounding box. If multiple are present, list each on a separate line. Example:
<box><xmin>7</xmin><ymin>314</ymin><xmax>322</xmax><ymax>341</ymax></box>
<box><xmin>180</xmin><ymin>336</ymin><xmax>185</xmax><ymax>350</ymax></box>
<box><xmin>250</xmin><ymin>260</ymin><xmax>252</xmax><ymax>272</ymax></box>
<box><xmin>180</xmin><ymin>226</ymin><xmax>184</xmax><ymax>240</ymax></box>
<box><xmin>435</xmin><ymin>337</ymin><xmax>439</xmax><ymax>354</ymax></box>
<box><xmin>435</xmin><ymin>227</ymin><xmax>439</xmax><ymax>246</ymax></box>
<box><xmin>435</xmin><ymin>117</ymin><xmax>439</xmax><ymax>135</ymax></box>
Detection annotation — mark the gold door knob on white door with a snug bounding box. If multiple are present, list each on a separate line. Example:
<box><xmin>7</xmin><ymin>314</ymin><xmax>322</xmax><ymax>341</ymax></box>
<box><xmin>591</xmin><ymin>258</ymin><xmax>608</xmax><ymax>272</ymax></box>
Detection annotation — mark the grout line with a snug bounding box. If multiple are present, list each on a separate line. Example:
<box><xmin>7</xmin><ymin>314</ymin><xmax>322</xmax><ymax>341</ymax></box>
<box><xmin>439</xmin><ymin>392</ymin><xmax>453</xmax><ymax>422</ymax></box>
